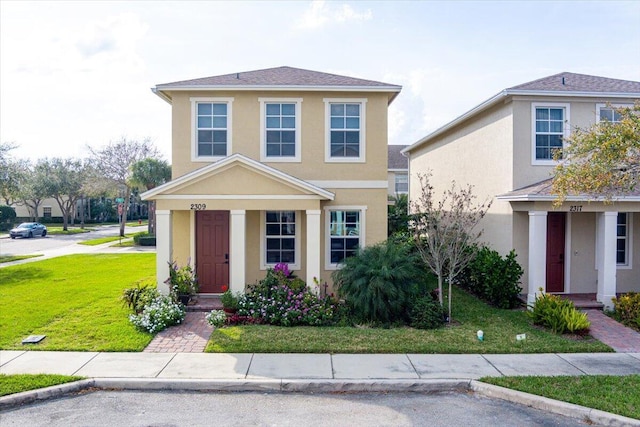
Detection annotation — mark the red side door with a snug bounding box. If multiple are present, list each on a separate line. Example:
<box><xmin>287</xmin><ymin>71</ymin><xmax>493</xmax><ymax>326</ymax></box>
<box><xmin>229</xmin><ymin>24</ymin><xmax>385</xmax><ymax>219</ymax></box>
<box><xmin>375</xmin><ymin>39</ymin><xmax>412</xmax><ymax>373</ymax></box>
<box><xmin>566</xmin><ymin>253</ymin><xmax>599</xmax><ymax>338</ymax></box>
<box><xmin>196</xmin><ymin>211</ymin><xmax>229</xmax><ymax>293</ymax></box>
<box><xmin>546</xmin><ymin>212</ymin><xmax>566</xmax><ymax>293</ymax></box>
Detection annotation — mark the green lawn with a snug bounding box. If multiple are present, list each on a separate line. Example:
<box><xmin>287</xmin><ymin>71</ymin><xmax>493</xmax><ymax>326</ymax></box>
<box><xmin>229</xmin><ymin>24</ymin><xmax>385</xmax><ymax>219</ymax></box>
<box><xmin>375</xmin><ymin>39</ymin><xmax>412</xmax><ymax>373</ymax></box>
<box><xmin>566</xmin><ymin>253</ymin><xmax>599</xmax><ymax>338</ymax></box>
<box><xmin>0</xmin><ymin>374</ymin><xmax>85</xmax><ymax>397</ymax></box>
<box><xmin>46</xmin><ymin>227</ymin><xmax>93</xmax><ymax>235</ymax></box>
<box><xmin>78</xmin><ymin>235</ymin><xmax>132</xmax><ymax>246</ymax></box>
<box><xmin>0</xmin><ymin>253</ymin><xmax>156</xmax><ymax>351</ymax></box>
<box><xmin>482</xmin><ymin>375</ymin><xmax>640</xmax><ymax>420</ymax></box>
<box><xmin>0</xmin><ymin>255</ymin><xmax>43</xmax><ymax>264</ymax></box>
<box><xmin>206</xmin><ymin>288</ymin><xmax>612</xmax><ymax>353</ymax></box>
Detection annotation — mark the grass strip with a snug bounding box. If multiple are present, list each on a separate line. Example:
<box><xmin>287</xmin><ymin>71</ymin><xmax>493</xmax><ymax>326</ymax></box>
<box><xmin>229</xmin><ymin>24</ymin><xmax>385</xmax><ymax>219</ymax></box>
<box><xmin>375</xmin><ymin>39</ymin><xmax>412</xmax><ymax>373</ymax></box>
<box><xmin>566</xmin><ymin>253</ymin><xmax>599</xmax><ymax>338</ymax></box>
<box><xmin>0</xmin><ymin>374</ymin><xmax>85</xmax><ymax>396</ymax></box>
<box><xmin>481</xmin><ymin>375</ymin><xmax>640</xmax><ymax>420</ymax></box>
<box><xmin>46</xmin><ymin>227</ymin><xmax>93</xmax><ymax>235</ymax></box>
<box><xmin>0</xmin><ymin>255</ymin><xmax>43</xmax><ymax>264</ymax></box>
<box><xmin>79</xmin><ymin>235</ymin><xmax>132</xmax><ymax>246</ymax></box>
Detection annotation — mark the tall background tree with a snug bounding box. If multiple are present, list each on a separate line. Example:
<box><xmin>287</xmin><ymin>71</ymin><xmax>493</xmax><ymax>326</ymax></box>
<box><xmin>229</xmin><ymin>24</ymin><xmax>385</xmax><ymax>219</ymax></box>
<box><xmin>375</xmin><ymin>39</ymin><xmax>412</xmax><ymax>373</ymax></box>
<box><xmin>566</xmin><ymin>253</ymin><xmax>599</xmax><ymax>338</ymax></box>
<box><xmin>553</xmin><ymin>102</ymin><xmax>639</xmax><ymax>203</ymax></box>
<box><xmin>88</xmin><ymin>137</ymin><xmax>161</xmax><ymax>237</ymax></box>
<box><xmin>16</xmin><ymin>160</ymin><xmax>49</xmax><ymax>221</ymax></box>
<box><xmin>0</xmin><ymin>142</ymin><xmax>23</xmax><ymax>205</ymax></box>
<box><xmin>38</xmin><ymin>158</ymin><xmax>88</xmax><ymax>230</ymax></box>
<box><xmin>411</xmin><ymin>172</ymin><xmax>491</xmax><ymax>322</ymax></box>
<box><xmin>130</xmin><ymin>158</ymin><xmax>171</xmax><ymax>235</ymax></box>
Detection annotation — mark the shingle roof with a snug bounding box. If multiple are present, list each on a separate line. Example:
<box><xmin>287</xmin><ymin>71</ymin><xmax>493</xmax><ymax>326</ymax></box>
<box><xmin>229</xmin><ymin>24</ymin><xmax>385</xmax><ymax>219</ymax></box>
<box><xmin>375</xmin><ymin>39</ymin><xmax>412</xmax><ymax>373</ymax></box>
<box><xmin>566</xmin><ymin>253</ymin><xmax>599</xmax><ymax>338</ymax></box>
<box><xmin>158</xmin><ymin>66</ymin><xmax>400</xmax><ymax>89</ymax></box>
<box><xmin>508</xmin><ymin>72</ymin><xmax>640</xmax><ymax>93</ymax></box>
<box><xmin>388</xmin><ymin>145</ymin><xmax>408</xmax><ymax>169</ymax></box>
<box><xmin>498</xmin><ymin>178</ymin><xmax>640</xmax><ymax>200</ymax></box>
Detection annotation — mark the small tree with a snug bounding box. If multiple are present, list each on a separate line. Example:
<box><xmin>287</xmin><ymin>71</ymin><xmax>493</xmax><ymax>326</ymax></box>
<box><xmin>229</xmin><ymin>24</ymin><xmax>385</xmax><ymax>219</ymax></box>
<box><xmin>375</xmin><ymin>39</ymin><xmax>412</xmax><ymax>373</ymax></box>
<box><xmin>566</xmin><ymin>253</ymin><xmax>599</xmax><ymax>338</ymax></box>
<box><xmin>410</xmin><ymin>172</ymin><xmax>491</xmax><ymax>322</ymax></box>
<box><xmin>553</xmin><ymin>102</ymin><xmax>640</xmax><ymax>204</ymax></box>
<box><xmin>88</xmin><ymin>137</ymin><xmax>160</xmax><ymax>236</ymax></box>
<box><xmin>38</xmin><ymin>158</ymin><xmax>88</xmax><ymax>230</ymax></box>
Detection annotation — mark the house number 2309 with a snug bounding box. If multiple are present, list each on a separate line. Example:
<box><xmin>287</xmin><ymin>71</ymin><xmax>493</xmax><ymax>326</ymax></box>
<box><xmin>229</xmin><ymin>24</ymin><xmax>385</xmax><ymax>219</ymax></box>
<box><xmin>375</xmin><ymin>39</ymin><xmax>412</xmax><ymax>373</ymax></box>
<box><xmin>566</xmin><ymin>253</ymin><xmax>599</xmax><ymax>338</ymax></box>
<box><xmin>190</xmin><ymin>204</ymin><xmax>206</xmax><ymax>210</ymax></box>
<box><xmin>569</xmin><ymin>205</ymin><xmax>582</xmax><ymax>212</ymax></box>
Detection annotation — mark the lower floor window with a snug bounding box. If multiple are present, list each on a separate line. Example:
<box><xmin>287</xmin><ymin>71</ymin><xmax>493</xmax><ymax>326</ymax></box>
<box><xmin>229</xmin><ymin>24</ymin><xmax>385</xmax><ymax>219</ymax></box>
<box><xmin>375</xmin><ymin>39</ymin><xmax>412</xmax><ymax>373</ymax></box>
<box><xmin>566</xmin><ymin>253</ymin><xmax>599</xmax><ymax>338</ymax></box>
<box><xmin>329</xmin><ymin>210</ymin><xmax>360</xmax><ymax>264</ymax></box>
<box><xmin>43</xmin><ymin>206</ymin><xmax>52</xmax><ymax>218</ymax></box>
<box><xmin>265</xmin><ymin>211</ymin><xmax>296</xmax><ymax>264</ymax></box>
<box><xmin>617</xmin><ymin>212</ymin><xmax>630</xmax><ymax>266</ymax></box>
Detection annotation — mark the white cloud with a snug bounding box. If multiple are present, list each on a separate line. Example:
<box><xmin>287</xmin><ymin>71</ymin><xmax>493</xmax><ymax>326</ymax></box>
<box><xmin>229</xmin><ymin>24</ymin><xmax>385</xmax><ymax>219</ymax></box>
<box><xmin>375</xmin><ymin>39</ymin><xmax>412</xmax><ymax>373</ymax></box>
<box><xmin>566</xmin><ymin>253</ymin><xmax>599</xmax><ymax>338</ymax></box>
<box><xmin>294</xmin><ymin>0</ymin><xmax>372</xmax><ymax>30</ymax></box>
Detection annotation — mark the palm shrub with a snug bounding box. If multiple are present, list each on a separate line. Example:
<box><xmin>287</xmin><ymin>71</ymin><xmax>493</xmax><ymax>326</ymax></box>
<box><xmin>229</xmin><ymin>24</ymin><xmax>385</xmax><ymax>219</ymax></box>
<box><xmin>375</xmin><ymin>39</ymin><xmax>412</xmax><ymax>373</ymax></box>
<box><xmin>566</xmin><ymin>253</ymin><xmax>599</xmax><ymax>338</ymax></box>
<box><xmin>332</xmin><ymin>239</ymin><xmax>426</xmax><ymax>324</ymax></box>
<box><xmin>456</xmin><ymin>245</ymin><xmax>523</xmax><ymax>309</ymax></box>
<box><xmin>122</xmin><ymin>280</ymin><xmax>160</xmax><ymax>314</ymax></box>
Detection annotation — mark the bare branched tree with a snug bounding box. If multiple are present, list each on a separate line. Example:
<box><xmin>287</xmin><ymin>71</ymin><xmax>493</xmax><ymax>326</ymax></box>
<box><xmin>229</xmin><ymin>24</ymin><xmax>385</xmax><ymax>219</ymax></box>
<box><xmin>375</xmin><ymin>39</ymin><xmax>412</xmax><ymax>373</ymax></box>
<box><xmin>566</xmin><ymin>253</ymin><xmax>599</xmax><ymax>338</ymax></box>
<box><xmin>88</xmin><ymin>137</ymin><xmax>161</xmax><ymax>236</ymax></box>
<box><xmin>411</xmin><ymin>172</ymin><xmax>491</xmax><ymax>322</ymax></box>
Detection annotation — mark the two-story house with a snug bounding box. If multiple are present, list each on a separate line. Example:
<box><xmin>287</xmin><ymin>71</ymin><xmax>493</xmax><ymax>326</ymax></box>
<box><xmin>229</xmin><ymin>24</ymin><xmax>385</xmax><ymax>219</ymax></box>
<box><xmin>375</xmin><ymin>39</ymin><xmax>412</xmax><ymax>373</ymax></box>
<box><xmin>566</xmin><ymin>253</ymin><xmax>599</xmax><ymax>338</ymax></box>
<box><xmin>142</xmin><ymin>66</ymin><xmax>401</xmax><ymax>295</ymax></box>
<box><xmin>387</xmin><ymin>145</ymin><xmax>408</xmax><ymax>201</ymax></box>
<box><xmin>403</xmin><ymin>72</ymin><xmax>640</xmax><ymax>309</ymax></box>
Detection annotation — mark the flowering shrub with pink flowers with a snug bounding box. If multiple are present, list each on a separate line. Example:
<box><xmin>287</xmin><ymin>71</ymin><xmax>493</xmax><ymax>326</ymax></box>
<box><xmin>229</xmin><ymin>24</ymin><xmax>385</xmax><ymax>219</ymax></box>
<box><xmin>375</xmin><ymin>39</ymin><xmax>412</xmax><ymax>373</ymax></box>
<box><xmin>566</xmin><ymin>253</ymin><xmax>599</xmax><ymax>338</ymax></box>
<box><xmin>237</xmin><ymin>266</ymin><xmax>343</xmax><ymax>326</ymax></box>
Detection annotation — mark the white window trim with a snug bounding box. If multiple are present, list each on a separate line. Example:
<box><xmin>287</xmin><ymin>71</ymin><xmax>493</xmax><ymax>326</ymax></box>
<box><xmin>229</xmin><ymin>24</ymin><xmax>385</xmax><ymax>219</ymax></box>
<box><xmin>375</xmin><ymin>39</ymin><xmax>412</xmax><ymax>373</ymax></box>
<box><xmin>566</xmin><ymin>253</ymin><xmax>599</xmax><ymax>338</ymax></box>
<box><xmin>259</xmin><ymin>98</ymin><xmax>302</xmax><ymax>163</ymax></box>
<box><xmin>595</xmin><ymin>103</ymin><xmax>632</xmax><ymax>123</ymax></box>
<box><xmin>617</xmin><ymin>212</ymin><xmax>633</xmax><ymax>269</ymax></box>
<box><xmin>260</xmin><ymin>210</ymin><xmax>301</xmax><ymax>270</ymax></box>
<box><xmin>531</xmin><ymin>102</ymin><xmax>570</xmax><ymax>166</ymax></box>
<box><xmin>394</xmin><ymin>173</ymin><xmax>408</xmax><ymax>194</ymax></box>
<box><xmin>594</xmin><ymin>212</ymin><xmax>633</xmax><ymax>270</ymax></box>
<box><xmin>191</xmin><ymin>97</ymin><xmax>234</xmax><ymax>162</ymax></box>
<box><xmin>324</xmin><ymin>98</ymin><xmax>367</xmax><ymax>163</ymax></box>
<box><xmin>324</xmin><ymin>205</ymin><xmax>367</xmax><ymax>270</ymax></box>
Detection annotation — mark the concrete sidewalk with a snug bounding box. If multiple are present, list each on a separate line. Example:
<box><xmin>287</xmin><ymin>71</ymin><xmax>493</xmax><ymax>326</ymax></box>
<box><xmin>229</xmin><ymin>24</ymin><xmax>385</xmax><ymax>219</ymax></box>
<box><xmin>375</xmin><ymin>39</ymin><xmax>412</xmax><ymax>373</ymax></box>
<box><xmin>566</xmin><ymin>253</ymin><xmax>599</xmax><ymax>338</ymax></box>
<box><xmin>3</xmin><ymin>351</ymin><xmax>640</xmax><ymax>425</ymax></box>
<box><xmin>2</xmin><ymin>350</ymin><xmax>639</xmax><ymax>381</ymax></box>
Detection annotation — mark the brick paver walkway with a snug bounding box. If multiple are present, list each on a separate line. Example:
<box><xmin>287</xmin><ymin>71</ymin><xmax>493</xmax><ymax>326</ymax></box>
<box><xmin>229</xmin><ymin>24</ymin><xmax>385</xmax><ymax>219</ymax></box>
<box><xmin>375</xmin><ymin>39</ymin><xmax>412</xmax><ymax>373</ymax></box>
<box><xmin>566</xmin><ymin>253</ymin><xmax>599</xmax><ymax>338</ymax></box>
<box><xmin>585</xmin><ymin>309</ymin><xmax>640</xmax><ymax>353</ymax></box>
<box><xmin>144</xmin><ymin>312</ymin><xmax>213</xmax><ymax>353</ymax></box>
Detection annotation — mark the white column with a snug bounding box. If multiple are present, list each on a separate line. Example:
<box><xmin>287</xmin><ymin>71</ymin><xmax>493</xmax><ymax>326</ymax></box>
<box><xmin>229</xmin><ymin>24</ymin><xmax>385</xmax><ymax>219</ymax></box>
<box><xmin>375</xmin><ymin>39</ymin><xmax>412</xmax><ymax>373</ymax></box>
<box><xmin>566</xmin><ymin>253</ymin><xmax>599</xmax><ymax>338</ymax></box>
<box><xmin>230</xmin><ymin>210</ymin><xmax>246</xmax><ymax>293</ymax></box>
<box><xmin>155</xmin><ymin>210</ymin><xmax>172</xmax><ymax>295</ymax></box>
<box><xmin>527</xmin><ymin>211</ymin><xmax>548</xmax><ymax>306</ymax></box>
<box><xmin>306</xmin><ymin>209</ymin><xmax>322</xmax><ymax>293</ymax></box>
<box><xmin>597</xmin><ymin>212</ymin><xmax>617</xmax><ymax>310</ymax></box>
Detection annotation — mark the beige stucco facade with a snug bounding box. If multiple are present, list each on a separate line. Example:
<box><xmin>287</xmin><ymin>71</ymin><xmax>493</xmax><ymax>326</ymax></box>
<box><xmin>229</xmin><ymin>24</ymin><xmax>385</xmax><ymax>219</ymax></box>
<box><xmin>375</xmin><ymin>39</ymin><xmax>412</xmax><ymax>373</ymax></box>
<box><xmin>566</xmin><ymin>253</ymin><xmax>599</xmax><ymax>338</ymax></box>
<box><xmin>406</xmin><ymin>91</ymin><xmax>639</xmax><ymax>309</ymax></box>
<box><xmin>143</xmin><ymin>73</ymin><xmax>399</xmax><ymax>295</ymax></box>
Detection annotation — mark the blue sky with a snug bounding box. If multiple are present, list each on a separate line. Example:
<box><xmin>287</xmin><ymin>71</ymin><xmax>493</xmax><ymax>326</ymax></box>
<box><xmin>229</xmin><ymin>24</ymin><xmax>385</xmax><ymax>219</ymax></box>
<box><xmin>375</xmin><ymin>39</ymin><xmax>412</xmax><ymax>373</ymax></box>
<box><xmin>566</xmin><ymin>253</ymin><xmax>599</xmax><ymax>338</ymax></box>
<box><xmin>1</xmin><ymin>0</ymin><xmax>639</xmax><ymax>161</ymax></box>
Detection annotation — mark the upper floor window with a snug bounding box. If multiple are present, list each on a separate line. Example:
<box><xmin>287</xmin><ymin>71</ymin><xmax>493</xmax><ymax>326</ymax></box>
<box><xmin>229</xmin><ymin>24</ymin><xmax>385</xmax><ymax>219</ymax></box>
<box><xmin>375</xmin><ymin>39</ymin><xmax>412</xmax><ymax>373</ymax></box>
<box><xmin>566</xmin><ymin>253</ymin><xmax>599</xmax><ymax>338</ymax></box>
<box><xmin>260</xmin><ymin>98</ymin><xmax>302</xmax><ymax>162</ymax></box>
<box><xmin>531</xmin><ymin>102</ymin><xmax>570</xmax><ymax>165</ymax></box>
<box><xmin>394</xmin><ymin>173</ymin><xmax>408</xmax><ymax>194</ymax></box>
<box><xmin>191</xmin><ymin>97</ymin><xmax>233</xmax><ymax>161</ymax></box>
<box><xmin>324</xmin><ymin>98</ymin><xmax>367</xmax><ymax>163</ymax></box>
<box><xmin>596</xmin><ymin>103</ymin><xmax>631</xmax><ymax>124</ymax></box>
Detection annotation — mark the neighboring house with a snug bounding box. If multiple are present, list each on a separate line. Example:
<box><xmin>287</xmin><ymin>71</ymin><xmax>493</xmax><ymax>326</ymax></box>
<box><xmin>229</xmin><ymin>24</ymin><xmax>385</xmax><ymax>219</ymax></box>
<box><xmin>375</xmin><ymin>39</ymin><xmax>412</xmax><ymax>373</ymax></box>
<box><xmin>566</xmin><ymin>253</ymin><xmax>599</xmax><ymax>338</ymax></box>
<box><xmin>387</xmin><ymin>145</ymin><xmax>408</xmax><ymax>199</ymax></box>
<box><xmin>403</xmin><ymin>72</ymin><xmax>640</xmax><ymax>309</ymax></box>
<box><xmin>11</xmin><ymin>198</ymin><xmax>64</xmax><ymax>221</ymax></box>
<box><xmin>142</xmin><ymin>66</ymin><xmax>401</xmax><ymax>295</ymax></box>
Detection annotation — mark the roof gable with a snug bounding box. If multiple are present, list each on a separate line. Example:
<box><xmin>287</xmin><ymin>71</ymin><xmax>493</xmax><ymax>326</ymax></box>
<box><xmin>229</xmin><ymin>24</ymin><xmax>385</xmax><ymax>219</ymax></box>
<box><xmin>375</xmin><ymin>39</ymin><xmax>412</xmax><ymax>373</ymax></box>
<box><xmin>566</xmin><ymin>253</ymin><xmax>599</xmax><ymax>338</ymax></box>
<box><xmin>141</xmin><ymin>154</ymin><xmax>334</xmax><ymax>201</ymax></box>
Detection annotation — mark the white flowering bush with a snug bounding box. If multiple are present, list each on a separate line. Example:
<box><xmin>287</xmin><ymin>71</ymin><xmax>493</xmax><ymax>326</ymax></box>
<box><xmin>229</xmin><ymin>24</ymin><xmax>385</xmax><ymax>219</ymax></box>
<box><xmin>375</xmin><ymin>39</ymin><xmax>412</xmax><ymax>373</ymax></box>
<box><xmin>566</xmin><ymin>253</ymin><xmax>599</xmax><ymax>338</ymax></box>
<box><xmin>129</xmin><ymin>295</ymin><xmax>185</xmax><ymax>333</ymax></box>
<box><xmin>206</xmin><ymin>309</ymin><xmax>227</xmax><ymax>328</ymax></box>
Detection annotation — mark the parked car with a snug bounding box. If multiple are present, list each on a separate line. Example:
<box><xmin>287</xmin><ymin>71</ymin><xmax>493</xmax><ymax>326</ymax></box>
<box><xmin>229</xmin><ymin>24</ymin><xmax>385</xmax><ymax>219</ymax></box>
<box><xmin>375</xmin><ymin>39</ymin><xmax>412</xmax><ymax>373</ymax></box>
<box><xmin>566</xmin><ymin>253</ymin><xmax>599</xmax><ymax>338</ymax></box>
<box><xmin>9</xmin><ymin>222</ymin><xmax>47</xmax><ymax>239</ymax></box>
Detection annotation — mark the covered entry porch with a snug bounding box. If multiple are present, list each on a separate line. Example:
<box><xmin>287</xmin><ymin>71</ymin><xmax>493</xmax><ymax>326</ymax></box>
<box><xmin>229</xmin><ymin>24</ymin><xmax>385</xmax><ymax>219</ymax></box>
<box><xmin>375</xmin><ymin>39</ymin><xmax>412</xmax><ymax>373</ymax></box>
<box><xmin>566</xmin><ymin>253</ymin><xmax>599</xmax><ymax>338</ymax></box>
<box><xmin>499</xmin><ymin>180</ymin><xmax>639</xmax><ymax>310</ymax></box>
<box><xmin>142</xmin><ymin>154</ymin><xmax>334</xmax><ymax>295</ymax></box>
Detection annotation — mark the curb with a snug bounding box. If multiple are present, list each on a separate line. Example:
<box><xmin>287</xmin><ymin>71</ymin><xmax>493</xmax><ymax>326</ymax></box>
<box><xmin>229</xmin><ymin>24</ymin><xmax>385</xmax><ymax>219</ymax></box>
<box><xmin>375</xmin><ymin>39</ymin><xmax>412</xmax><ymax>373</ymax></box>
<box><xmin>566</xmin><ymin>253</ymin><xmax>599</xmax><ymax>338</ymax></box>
<box><xmin>470</xmin><ymin>380</ymin><xmax>640</xmax><ymax>427</ymax></box>
<box><xmin>2</xmin><ymin>378</ymin><xmax>639</xmax><ymax>426</ymax></box>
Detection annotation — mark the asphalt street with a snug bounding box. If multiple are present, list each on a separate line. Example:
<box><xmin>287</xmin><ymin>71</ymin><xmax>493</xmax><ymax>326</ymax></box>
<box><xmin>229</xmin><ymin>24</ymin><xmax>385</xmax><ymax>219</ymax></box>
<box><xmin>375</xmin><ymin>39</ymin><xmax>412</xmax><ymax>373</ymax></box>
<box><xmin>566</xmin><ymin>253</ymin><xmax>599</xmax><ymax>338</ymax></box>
<box><xmin>0</xmin><ymin>390</ymin><xmax>588</xmax><ymax>427</ymax></box>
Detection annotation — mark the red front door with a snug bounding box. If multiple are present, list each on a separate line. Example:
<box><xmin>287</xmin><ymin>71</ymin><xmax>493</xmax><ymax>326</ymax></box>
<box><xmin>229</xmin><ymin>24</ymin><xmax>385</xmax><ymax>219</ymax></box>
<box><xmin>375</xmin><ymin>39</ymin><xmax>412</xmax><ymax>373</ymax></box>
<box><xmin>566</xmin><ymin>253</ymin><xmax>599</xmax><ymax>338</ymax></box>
<box><xmin>546</xmin><ymin>212</ymin><xmax>566</xmax><ymax>293</ymax></box>
<box><xmin>196</xmin><ymin>211</ymin><xmax>229</xmax><ymax>293</ymax></box>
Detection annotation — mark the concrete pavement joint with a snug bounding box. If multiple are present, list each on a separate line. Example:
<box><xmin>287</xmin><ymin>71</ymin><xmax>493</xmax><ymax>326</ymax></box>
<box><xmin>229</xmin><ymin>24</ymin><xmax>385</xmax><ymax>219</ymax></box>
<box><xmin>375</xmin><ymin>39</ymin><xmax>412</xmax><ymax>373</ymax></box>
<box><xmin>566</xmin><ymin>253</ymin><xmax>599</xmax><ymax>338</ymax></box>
<box><xmin>71</xmin><ymin>351</ymin><xmax>101</xmax><ymax>376</ymax></box>
<box><xmin>154</xmin><ymin>352</ymin><xmax>179</xmax><ymax>378</ymax></box>
<box><xmin>555</xmin><ymin>353</ymin><xmax>589</xmax><ymax>375</ymax></box>
<box><xmin>480</xmin><ymin>354</ymin><xmax>505</xmax><ymax>376</ymax></box>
